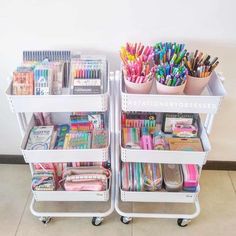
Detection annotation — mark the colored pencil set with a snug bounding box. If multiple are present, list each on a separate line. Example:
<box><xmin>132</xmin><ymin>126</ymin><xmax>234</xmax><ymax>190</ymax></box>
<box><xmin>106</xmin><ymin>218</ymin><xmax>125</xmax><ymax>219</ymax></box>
<box><xmin>72</xmin><ymin>62</ymin><xmax>101</xmax><ymax>79</ymax></box>
<box><xmin>183</xmin><ymin>50</ymin><xmax>219</xmax><ymax>78</ymax></box>
<box><xmin>120</xmin><ymin>43</ymin><xmax>154</xmax><ymax>83</ymax></box>
<box><xmin>71</xmin><ymin>59</ymin><xmax>105</xmax><ymax>94</ymax></box>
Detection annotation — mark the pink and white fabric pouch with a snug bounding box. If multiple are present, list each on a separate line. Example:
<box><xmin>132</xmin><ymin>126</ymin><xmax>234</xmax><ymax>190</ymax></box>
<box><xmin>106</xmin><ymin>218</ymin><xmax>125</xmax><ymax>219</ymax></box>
<box><xmin>62</xmin><ymin>167</ymin><xmax>111</xmax><ymax>191</ymax></box>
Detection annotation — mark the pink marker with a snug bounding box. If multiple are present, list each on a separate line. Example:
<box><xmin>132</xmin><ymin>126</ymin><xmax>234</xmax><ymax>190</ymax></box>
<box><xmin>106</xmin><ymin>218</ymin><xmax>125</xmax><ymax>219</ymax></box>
<box><xmin>140</xmin><ymin>127</ymin><xmax>153</xmax><ymax>150</ymax></box>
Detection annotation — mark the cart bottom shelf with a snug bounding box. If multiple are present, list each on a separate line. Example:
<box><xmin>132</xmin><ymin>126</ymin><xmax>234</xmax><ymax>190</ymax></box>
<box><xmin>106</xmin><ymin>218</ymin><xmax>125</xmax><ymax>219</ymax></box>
<box><xmin>33</xmin><ymin>189</ymin><xmax>110</xmax><ymax>202</ymax></box>
<box><xmin>120</xmin><ymin>187</ymin><xmax>199</xmax><ymax>203</ymax></box>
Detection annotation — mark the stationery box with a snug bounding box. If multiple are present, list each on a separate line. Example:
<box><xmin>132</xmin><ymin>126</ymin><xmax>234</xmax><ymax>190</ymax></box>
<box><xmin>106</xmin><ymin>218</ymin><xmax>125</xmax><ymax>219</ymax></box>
<box><xmin>163</xmin><ymin>164</ymin><xmax>183</xmax><ymax>192</ymax></box>
<box><xmin>168</xmin><ymin>138</ymin><xmax>203</xmax><ymax>152</ymax></box>
<box><xmin>162</xmin><ymin>113</ymin><xmax>194</xmax><ymax>133</ymax></box>
<box><xmin>182</xmin><ymin>164</ymin><xmax>199</xmax><ymax>190</ymax></box>
<box><xmin>172</xmin><ymin>124</ymin><xmax>198</xmax><ymax>138</ymax></box>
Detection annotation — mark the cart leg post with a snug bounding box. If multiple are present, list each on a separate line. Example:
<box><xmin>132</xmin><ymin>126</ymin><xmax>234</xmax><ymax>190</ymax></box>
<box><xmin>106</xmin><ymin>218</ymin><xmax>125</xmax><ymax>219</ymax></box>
<box><xmin>16</xmin><ymin>113</ymin><xmax>26</xmax><ymax>137</ymax></box>
<box><xmin>204</xmin><ymin>114</ymin><xmax>215</xmax><ymax>136</ymax></box>
<box><xmin>30</xmin><ymin>197</ymin><xmax>52</xmax><ymax>225</ymax></box>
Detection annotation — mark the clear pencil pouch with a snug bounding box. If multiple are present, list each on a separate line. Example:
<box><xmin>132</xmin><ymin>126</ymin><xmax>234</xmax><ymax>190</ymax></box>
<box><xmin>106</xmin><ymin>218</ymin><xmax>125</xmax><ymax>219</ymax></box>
<box><xmin>143</xmin><ymin>163</ymin><xmax>162</xmax><ymax>191</ymax></box>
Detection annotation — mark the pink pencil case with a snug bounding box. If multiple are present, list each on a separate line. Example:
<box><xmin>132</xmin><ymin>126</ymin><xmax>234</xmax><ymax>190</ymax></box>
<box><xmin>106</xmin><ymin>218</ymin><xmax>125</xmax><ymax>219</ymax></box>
<box><xmin>62</xmin><ymin>166</ymin><xmax>111</xmax><ymax>179</ymax></box>
<box><xmin>62</xmin><ymin>166</ymin><xmax>111</xmax><ymax>191</ymax></box>
<box><xmin>64</xmin><ymin>174</ymin><xmax>108</xmax><ymax>191</ymax></box>
<box><xmin>182</xmin><ymin>164</ymin><xmax>199</xmax><ymax>187</ymax></box>
<box><xmin>64</xmin><ymin>180</ymin><xmax>104</xmax><ymax>191</ymax></box>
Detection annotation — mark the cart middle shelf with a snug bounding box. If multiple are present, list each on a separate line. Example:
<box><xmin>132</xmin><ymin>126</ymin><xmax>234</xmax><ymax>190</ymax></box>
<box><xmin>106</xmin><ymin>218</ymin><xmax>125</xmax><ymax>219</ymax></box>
<box><xmin>119</xmin><ymin>119</ymin><xmax>211</xmax><ymax>166</ymax></box>
<box><xmin>22</xmin><ymin>113</ymin><xmax>110</xmax><ymax>163</ymax></box>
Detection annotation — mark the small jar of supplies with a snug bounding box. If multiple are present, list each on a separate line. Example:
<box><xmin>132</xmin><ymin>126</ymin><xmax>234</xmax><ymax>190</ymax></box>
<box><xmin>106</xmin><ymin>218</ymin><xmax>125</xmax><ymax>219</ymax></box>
<box><xmin>153</xmin><ymin>42</ymin><xmax>188</xmax><ymax>95</ymax></box>
<box><xmin>183</xmin><ymin>50</ymin><xmax>219</xmax><ymax>95</ymax></box>
<box><xmin>120</xmin><ymin>42</ymin><xmax>154</xmax><ymax>94</ymax></box>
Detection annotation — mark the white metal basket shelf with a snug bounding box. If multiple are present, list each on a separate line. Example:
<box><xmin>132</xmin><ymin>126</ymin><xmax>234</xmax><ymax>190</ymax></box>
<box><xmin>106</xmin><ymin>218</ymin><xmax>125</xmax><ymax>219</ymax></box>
<box><xmin>21</xmin><ymin>115</ymin><xmax>110</xmax><ymax>163</ymax></box>
<box><xmin>33</xmin><ymin>189</ymin><xmax>110</xmax><ymax>202</ymax></box>
<box><xmin>119</xmin><ymin>114</ymin><xmax>211</xmax><ymax>165</ymax></box>
<box><xmin>120</xmin><ymin>186</ymin><xmax>199</xmax><ymax>203</ymax></box>
<box><xmin>6</xmin><ymin>83</ymin><xmax>109</xmax><ymax>113</ymax></box>
<box><xmin>120</xmin><ymin>71</ymin><xmax>226</xmax><ymax>114</ymax></box>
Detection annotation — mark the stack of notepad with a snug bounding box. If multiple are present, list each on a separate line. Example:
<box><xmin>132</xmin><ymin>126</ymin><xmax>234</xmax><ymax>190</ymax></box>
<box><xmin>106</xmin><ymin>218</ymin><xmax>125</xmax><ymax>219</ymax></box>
<box><xmin>26</xmin><ymin>126</ymin><xmax>55</xmax><ymax>150</ymax></box>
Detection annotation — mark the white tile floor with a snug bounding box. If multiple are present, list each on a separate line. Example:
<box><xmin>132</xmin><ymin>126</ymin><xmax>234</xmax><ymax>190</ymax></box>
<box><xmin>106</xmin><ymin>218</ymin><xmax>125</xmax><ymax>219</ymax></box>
<box><xmin>0</xmin><ymin>164</ymin><xmax>236</xmax><ymax>236</ymax></box>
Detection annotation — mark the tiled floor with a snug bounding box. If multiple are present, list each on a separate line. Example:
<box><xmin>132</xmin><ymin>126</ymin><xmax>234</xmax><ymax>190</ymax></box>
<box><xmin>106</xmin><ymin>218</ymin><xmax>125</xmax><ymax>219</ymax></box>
<box><xmin>0</xmin><ymin>164</ymin><xmax>236</xmax><ymax>236</ymax></box>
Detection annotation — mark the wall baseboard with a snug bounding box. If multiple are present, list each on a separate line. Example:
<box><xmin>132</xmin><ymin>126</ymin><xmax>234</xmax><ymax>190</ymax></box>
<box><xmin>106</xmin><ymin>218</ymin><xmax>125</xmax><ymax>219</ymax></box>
<box><xmin>0</xmin><ymin>155</ymin><xmax>25</xmax><ymax>164</ymax></box>
<box><xmin>0</xmin><ymin>155</ymin><xmax>235</xmax><ymax>170</ymax></box>
<box><xmin>203</xmin><ymin>161</ymin><xmax>236</xmax><ymax>171</ymax></box>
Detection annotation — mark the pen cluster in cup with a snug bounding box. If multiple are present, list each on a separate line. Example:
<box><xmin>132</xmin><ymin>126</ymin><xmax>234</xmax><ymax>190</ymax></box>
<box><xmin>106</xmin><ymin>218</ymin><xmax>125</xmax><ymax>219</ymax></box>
<box><xmin>183</xmin><ymin>50</ymin><xmax>219</xmax><ymax>78</ymax></box>
<box><xmin>120</xmin><ymin>43</ymin><xmax>154</xmax><ymax>83</ymax></box>
<box><xmin>155</xmin><ymin>64</ymin><xmax>187</xmax><ymax>87</ymax></box>
<box><xmin>153</xmin><ymin>42</ymin><xmax>188</xmax><ymax>87</ymax></box>
<box><xmin>153</xmin><ymin>42</ymin><xmax>187</xmax><ymax>66</ymax></box>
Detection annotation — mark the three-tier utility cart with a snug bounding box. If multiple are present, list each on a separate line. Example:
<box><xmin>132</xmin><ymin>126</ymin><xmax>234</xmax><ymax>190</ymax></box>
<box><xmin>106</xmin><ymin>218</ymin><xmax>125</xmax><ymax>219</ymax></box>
<box><xmin>114</xmin><ymin>70</ymin><xmax>226</xmax><ymax>227</ymax></box>
<box><xmin>6</xmin><ymin>51</ymin><xmax>115</xmax><ymax>226</ymax></box>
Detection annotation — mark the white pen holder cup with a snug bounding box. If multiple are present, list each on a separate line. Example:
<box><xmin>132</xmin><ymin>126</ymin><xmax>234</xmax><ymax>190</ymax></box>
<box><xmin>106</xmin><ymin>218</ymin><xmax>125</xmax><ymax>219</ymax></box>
<box><xmin>155</xmin><ymin>80</ymin><xmax>186</xmax><ymax>95</ymax></box>
<box><xmin>124</xmin><ymin>77</ymin><xmax>154</xmax><ymax>94</ymax></box>
<box><xmin>184</xmin><ymin>74</ymin><xmax>212</xmax><ymax>95</ymax></box>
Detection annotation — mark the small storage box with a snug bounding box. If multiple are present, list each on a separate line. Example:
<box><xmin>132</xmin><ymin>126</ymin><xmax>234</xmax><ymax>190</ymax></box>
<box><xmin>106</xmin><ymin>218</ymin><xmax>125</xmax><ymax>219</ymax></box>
<box><xmin>163</xmin><ymin>164</ymin><xmax>183</xmax><ymax>192</ymax></box>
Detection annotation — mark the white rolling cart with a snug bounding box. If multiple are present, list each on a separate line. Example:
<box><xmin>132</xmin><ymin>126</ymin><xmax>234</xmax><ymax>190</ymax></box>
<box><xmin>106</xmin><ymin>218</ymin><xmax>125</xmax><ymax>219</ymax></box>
<box><xmin>114</xmin><ymin>70</ymin><xmax>226</xmax><ymax>227</ymax></box>
<box><xmin>6</xmin><ymin>51</ymin><xmax>115</xmax><ymax>226</ymax></box>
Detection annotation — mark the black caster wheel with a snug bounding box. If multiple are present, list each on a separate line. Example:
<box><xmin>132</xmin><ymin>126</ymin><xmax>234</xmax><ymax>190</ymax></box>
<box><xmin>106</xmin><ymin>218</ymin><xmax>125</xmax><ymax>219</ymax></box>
<box><xmin>92</xmin><ymin>217</ymin><xmax>103</xmax><ymax>226</ymax></box>
<box><xmin>39</xmin><ymin>217</ymin><xmax>51</xmax><ymax>225</ymax></box>
<box><xmin>177</xmin><ymin>218</ymin><xmax>191</xmax><ymax>227</ymax></box>
<box><xmin>120</xmin><ymin>216</ymin><xmax>132</xmax><ymax>224</ymax></box>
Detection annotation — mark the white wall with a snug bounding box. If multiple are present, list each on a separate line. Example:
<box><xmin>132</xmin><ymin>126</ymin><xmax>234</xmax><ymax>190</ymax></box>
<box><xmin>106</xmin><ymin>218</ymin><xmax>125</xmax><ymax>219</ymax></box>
<box><xmin>0</xmin><ymin>0</ymin><xmax>236</xmax><ymax>159</ymax></box>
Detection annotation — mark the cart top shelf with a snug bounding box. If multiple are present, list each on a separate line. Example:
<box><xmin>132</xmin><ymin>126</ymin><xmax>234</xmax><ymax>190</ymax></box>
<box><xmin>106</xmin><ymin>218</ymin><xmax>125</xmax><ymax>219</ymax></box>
<box><xmin>120</xmin><ymin>71</ymin><xmax>226</xmax><ymax>114</ymax></box>
<box><xmin>6</xmin><ymin>81</ymin><xmax>109</xmax><ymax>113</ymax></box>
